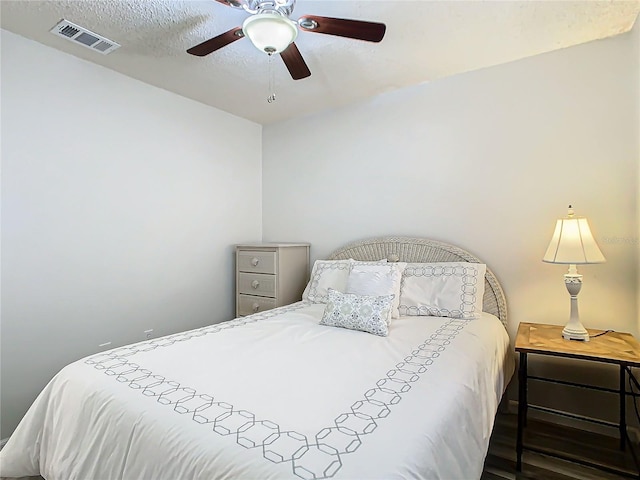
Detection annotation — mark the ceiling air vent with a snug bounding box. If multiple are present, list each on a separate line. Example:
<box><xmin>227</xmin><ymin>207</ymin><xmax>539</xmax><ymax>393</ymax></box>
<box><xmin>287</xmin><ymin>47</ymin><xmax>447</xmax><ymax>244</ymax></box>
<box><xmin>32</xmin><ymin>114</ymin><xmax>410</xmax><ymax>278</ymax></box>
<box><xmin>50</xmin><ymin>19</ymin><xmax>120</xmax><ymax>55</ymax></box>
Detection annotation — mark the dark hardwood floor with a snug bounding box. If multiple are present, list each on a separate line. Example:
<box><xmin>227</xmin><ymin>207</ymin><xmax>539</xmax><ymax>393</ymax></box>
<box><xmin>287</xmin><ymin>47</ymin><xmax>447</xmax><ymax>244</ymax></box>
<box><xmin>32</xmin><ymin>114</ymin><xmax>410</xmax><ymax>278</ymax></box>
<box><xmin>483</xmin><ymin>413</ymin><xmax>638</xmax><ymax>480</ymax></box>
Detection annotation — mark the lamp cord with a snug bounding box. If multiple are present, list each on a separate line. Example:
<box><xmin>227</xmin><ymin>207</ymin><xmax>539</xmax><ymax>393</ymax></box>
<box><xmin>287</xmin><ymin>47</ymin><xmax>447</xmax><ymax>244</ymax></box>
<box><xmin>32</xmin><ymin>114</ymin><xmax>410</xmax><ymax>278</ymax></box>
<box><xmin>591</xmin><ymin>329</ymin><xmax>614</xmax><ymax>338</ymax></box>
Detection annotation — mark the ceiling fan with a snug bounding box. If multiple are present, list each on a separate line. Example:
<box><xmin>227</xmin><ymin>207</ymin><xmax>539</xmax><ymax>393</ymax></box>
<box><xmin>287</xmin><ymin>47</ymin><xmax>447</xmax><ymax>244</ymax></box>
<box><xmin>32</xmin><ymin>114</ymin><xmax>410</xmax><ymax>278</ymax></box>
<box><xmin>187</xmin><ymin>0</ymin><xmax>386</xmax><ymax>80</ymax></box>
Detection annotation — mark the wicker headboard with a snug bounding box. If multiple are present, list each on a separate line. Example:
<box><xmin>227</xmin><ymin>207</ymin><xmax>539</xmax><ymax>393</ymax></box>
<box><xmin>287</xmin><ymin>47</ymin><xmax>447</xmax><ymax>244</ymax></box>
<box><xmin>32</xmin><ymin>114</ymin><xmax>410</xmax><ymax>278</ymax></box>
<box><xmin>327</xmin><ymin>236</ymin><xmax>507</xmax><ymax>328</ymax></box>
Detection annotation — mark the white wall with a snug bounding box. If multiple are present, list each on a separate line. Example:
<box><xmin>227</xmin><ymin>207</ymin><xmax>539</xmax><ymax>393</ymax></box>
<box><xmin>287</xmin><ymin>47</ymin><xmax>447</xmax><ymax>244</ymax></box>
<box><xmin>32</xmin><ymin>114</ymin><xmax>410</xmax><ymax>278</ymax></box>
<box><xmin>0</xmin><ymin>30</ymin><xmax>262</xmax><ymax>437</ymax></box>
<box><xmin>264</xmin><ymin>22</ymin><xmax>639</xmax><ymax>421</ymax></box>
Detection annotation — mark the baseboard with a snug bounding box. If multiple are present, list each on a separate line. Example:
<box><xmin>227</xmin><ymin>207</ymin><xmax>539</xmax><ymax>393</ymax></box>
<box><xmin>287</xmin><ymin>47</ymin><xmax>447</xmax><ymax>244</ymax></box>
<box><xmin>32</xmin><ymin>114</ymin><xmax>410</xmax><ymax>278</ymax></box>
<box><xmin>0</xmin><ymin>437</ymin><xmax>9</xmax><ymax>450</ymax></box>
<box><xmin>506</xmin><ymin>399</ymin><xmax>640</xmax><ymax>443</ymax></box>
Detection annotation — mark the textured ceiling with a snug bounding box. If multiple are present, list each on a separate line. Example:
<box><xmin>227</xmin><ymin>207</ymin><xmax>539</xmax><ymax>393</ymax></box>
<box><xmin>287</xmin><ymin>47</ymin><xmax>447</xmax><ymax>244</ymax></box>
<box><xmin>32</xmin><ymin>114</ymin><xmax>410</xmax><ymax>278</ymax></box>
<box><xmin>2</xmin><ymin>1</ymin><xmax>639</xmax><ymax>125</ymax></box>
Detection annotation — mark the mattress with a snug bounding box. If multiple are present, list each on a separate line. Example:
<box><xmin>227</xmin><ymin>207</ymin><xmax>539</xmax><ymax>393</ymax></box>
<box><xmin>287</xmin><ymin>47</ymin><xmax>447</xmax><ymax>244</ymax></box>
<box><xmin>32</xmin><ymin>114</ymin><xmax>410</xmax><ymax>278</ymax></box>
<box><xmin>0</xmin><ymin>301</ymin><xmax>514</xmax><ymax>480</ymax></box>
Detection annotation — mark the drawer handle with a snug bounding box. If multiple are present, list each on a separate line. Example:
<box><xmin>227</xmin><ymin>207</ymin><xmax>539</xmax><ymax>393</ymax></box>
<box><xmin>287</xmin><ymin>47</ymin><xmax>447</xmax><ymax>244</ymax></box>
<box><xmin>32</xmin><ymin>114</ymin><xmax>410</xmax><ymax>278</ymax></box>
<box><xmin>252</xmin><ymin>303</ymin><xmax>260</xmax><ymax>313</ymax></box>
<box><xmin>251</xmin><ymin>280</ymin><xmax>260</xmax><ymax>289</ymax></box>
<box><xmin>251</xmin><ymin>257</ymin><xmax>260</xmax><ymax>267</ymax></box>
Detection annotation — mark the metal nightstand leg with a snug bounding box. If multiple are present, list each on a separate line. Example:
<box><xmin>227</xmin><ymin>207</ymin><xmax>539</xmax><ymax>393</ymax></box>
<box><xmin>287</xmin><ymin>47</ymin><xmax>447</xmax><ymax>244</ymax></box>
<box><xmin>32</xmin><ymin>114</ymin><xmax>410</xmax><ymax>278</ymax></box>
<box><xmin>516</xmin><ymin>352</ymin><xmax>528</xmax><ymax>471</ymax></box>
<box><xmin>621</xmin><ymin>365</ymin><xmax>627</xmax><ymax>451</ymax></box>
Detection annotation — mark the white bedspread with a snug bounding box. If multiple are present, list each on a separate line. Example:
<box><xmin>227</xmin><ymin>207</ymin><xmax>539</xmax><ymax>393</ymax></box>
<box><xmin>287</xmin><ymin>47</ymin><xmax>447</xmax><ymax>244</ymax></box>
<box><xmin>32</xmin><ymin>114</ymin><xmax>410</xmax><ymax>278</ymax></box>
<box><xmin>0</xmin><ymin>302</ymin><xmax>513</xmax><ymax>480</ymax></box>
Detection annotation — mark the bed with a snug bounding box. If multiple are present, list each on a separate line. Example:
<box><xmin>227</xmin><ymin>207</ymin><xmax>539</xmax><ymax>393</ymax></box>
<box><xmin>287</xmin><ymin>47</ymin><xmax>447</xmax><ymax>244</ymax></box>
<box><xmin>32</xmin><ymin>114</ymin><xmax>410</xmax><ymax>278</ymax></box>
<box><xmin>0</xmin><ymin>236</ymin><xmax>514</xmax><ymax>480</ymax></box>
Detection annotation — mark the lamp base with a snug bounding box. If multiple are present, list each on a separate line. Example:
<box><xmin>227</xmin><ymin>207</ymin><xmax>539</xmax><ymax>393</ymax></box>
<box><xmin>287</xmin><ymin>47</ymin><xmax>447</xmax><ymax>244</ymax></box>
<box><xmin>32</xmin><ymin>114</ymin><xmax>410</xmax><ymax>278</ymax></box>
<box><xmin>562</xmin><ymin>325</ymin><xmax>590</xmax><ymax>342</ymax></box>
<box><xmin>561</xmin><ymin>268</ymin><xmax>589</xmax><ymax>341</ymax></box>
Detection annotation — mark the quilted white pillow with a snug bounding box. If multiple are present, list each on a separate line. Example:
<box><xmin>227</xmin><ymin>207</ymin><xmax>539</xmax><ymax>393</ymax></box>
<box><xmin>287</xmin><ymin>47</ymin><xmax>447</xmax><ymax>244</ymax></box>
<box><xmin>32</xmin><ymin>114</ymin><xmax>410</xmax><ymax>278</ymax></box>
<box><xmin>351</xmin><ymin>259</ymin><xmax>387</xmax><ymax>266</ymax></box>
<box><xmin>320</xmin><ymin>289</ymin><xmax>393</xmax><ymax>336</ymax></box>
<box><xmin>398</xmin><ymin>262</ymin><xmax>486</xmax><ymax>318</ymax></box>
<box><xmin>345</xmin><ymin>263</ymin><xmax>406</xmax><ymax>320</ymax></box>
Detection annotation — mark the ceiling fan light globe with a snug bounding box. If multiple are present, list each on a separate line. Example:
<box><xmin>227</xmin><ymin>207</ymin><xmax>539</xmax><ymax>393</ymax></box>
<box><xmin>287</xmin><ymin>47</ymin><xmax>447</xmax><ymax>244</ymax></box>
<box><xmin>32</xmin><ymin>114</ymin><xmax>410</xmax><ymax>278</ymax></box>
<box><xmin>242</xmin><ymin>13</ymin><xmax>298</xmax><ymax>54</ymax></box>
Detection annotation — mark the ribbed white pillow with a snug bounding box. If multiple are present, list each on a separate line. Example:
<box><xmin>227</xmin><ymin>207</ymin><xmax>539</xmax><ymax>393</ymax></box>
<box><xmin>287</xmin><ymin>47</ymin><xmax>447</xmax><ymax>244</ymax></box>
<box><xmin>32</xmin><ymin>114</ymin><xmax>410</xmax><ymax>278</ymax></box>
<box><xmin>345</xmin><ymin>263</ymin><xmax>406</xmax><ymax>321</ymax></box>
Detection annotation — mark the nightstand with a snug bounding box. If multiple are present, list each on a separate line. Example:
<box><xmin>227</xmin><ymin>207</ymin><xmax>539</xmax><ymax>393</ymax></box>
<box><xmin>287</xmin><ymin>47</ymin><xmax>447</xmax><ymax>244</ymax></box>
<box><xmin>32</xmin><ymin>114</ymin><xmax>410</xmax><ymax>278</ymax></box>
<box><xmin>515</xmin><ymin>322</ymin><xmax>640</xmax><ymax>478</ymax></box>
<box><xmin>235</xmin><ymin>243</ymin><xmax>310</xmax><ymax>317</ymax></box>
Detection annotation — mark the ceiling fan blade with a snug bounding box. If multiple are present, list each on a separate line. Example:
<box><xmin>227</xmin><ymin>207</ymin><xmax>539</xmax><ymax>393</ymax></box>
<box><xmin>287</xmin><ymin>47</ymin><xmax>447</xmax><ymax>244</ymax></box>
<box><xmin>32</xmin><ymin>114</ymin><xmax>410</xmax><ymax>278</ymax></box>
<box><xmin>298</xmin><ymin>15</ymin><xmax>386</xmax><ymax>43</ymax></box>
<box><xmin>280</xmin><ymin>43</ymin><xmax>311</xmax><ymax>80</ymax></box>
<box><xmin>187</xmin><ymin>27</ymin><xmax>244</xmax><ymax>56</ymax></box>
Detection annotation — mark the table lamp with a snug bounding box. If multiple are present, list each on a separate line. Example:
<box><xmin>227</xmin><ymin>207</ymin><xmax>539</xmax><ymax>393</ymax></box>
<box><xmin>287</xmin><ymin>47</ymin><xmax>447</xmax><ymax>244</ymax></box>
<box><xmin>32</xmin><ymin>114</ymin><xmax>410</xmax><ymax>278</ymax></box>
<box><xmin>542</xmin><ymin>206</ymin><xmax>606</xmax><ymax>341</ymax></box>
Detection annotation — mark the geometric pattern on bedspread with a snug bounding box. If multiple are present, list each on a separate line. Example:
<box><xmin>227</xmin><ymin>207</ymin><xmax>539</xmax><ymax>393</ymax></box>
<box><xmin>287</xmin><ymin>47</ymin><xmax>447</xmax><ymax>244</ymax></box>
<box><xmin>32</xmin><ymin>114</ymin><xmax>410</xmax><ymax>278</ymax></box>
<box><xmin>85</xmin><ymin>303</ymin><xmax>470</xmax><ymax>479</ymax></box>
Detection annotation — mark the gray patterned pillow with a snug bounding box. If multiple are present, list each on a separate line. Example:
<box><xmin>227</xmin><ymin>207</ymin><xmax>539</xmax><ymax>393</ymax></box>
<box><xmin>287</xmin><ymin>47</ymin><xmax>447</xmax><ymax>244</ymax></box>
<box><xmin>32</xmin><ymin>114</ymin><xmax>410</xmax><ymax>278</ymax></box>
<box><xmin>320</xmin><ymin>289</ymin><xmax>393</xmax><ymax>336</ymax></box>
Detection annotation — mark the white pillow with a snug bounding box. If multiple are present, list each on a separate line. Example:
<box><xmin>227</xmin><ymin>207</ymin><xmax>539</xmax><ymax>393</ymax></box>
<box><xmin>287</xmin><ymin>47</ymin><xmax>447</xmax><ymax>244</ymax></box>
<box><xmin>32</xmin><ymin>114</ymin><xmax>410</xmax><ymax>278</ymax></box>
<box><xmin>398</xmin><ymin>262</ymin><xmax>486</xmax><ymax>318</ymax></box>
<box><xmin>302</xmin><ymin>258</ymin><xmax>388</xmax><ymax>304</ymax></box>
<box><xmin>303</xmin><ymin>259</ymin><xmax>353</xmax><ymax>303</ymax></box>
<box><xmin>351</xmin><ymin>259</ymin><xmax>387</xmax><ymax>265</ymax></box>
<box><xmin>320</xmin><ymin>289</ymin><xmax>393</xmax><ymax>336</ymax></box>
<box><xmin>345</xmin><ymin>263</ymin><xmax>406</xmax><ymax>320</ymax></box>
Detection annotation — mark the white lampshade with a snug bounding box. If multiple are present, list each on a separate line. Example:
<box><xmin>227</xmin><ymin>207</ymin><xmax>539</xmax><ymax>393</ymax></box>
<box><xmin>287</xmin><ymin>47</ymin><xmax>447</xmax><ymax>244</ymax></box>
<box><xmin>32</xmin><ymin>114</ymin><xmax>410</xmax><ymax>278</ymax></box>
<box><xmin>543</xmin><ymin>210</ymin><xmax>606</xmax><ymax>264</ymax></box>
<box><xmin>242</xmin><ymin>13</ymin><xmax>298</xmax><ymax>54</ymax></box>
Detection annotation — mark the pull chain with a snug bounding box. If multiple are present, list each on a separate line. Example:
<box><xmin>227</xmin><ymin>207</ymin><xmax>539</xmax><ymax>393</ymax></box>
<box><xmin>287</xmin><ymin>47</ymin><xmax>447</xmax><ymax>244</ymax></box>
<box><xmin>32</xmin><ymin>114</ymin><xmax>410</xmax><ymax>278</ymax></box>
<box><xmin>267</xmin><ymin>53</ymin><xmax>276</xmax><ymax>104</ymax></box>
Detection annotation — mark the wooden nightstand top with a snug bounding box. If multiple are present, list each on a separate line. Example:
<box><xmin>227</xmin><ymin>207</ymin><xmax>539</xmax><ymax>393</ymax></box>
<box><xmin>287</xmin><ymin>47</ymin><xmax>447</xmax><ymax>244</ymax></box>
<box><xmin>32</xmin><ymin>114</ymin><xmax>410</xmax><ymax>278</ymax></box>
<box><xmin>515</xmin><ymin>322</ymin><xmax>640</xmax><ymax>367</ymax></box>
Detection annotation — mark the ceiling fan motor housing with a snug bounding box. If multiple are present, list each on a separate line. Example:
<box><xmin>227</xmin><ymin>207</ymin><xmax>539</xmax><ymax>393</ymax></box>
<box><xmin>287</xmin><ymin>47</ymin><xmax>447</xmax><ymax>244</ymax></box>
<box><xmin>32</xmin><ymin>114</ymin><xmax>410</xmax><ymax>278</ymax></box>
<box><xmin>241</xmin><ymin>0</ymin><xmax>296</xmax><ymax>16</ymax></box>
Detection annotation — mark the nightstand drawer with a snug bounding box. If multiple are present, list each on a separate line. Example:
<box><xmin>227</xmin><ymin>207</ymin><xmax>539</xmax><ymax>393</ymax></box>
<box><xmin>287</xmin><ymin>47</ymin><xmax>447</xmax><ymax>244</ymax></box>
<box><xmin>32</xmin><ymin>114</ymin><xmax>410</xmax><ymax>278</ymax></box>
<box><xmin>238</xmin><ymin>295</ymin><xmax>277</xmax><ymax>316</ymax></box>
<box><xmin>237</xmin><ymin>251</ymin><xmax>276</xmax><ymax>274</ymax></box>
<box><xmin>238</xmin><ymin>273</ymin><xmax>276</xmax><ymax>297</ymax></box>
